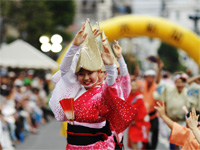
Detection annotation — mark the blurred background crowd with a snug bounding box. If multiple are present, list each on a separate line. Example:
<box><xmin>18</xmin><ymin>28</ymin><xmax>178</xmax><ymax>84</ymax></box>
<box><xmin>0</xmin><ymin>68</ymin><xmax>54</xmax><ymax>149</ymax></box>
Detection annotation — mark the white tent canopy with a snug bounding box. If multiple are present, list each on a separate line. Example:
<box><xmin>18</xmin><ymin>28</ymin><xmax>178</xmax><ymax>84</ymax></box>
<box><xmin>0</xmin><ymin>39</ymin><xmax>58</xmax><ymax>70</ymax></box>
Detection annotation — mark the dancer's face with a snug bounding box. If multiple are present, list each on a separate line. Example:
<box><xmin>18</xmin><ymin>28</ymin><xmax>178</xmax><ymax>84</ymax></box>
<box><xmin>145</xmin><ymin>75</ymin><xmax>155</xmax><ymax>84</ymax></box>
<box><xmin>131</xmin><ymin>81</ymin><xmax>138</xmax><ymax>94</ymax></box>
<box><xmin>175</xmin><ymin>78</ymin><xmax>186</xmax><ymax>93</ymax></box>
<box><xmin>77</xmin><ymin>68</ymin><xmax>99</xmax><ymax>90</ymax></box>
<box><xmin>98</xmin><ymin>71</ymin><xmax>107</xmax><ymax>85</ymax></box>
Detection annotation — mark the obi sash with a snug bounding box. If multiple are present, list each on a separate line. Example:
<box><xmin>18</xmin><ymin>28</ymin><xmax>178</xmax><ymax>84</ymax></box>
<box><xmin>67</xmin><ymin>120</ymin><xmax>112</xmax><ymax>145</ymax></box>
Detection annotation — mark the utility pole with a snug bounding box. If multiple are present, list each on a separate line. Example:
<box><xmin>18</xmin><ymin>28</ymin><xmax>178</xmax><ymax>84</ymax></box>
<box><xmin>0</xmin><ymin>17</ymin><xmax>6</xmax><ymax>48</ymax></box>
<box><xmin>161</xmin><ymin>0</ymin><xmax>168</xmax><ymax>17</ymax></box>
<box><xmin>189</xmin><ymin>10</ymin><xmax>200</xmax><ymax>35</ymax></box>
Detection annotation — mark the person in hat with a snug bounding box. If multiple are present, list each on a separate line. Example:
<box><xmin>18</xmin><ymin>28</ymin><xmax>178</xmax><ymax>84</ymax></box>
<box><xmin>49</xmin><ymin>19</ymin><xmax>138</xmax><ymax>150</ymax></box>
<box><xmin>153</xmin><ymin>72</ymin><xmax>191</xmax><ymax>122</ymax></box>
<box><xmin>58</xmin><ymin>27</ymin><xmax>104</xmax><ymax>141</ymax></box>
<box><xmin>136</xmin><ymin>68</ymin><xmax>161</xmax><ymax>150</ymax></box>
<box><xmin>111</xmin><ymin>39</ymin><xmax>132</xmax><ymax>149</ymax></box>
<box><xmin>96</xmin><ymin>27</ymin><xmax>132</xmax><ymax>149</ymax></box>
<box><xmin>153</xmin><ymin>72</ymin><xmax>191</xmax><ymax>149</ymax></box>
<box><xmin>100</xmin><ymin>30</ymin><xmax>131</xmax><ymax>102</ymax></box>
<box><xmin>110</xmin><ymin>39</ymin><xmax>131</xmax><ymax>101</ymax></box>
<box><xmin>155</xmin><ymin>102</ymin><xmax>200</xmax><ymax>149</ymax></box>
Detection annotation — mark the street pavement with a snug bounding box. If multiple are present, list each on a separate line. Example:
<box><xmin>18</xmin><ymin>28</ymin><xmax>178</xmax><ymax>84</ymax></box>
<box><xmin>15</xmin><ymin>119</ymin><xmax>168</xmax><ymax>150</ymax></box>
<box><xmin>15</xmin><ymin>119</ymin><xmax>66</xmax><ymax>150</ymax></box>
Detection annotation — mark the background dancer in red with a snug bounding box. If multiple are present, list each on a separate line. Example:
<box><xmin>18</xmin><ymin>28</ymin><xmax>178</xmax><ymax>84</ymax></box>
<box><xmin>127</xmin><ymin>79</ymin><xmax>151</xmax><ymax>150</ymax></box>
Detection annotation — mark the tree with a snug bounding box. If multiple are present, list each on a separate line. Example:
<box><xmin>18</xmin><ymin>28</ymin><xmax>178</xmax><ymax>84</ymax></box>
<box><xmin>46</xmin><ymin>0</ymin><xmax>75</xmax><ymax>27</ymax></box>
<box><xmin>158</xmin><ymin>42</ymin><xmax>186</xmax><ymax>73</ymax></box>
<box><xmin>1</xmin><ymin>0</ymin><xmax>76</xmax><ymax>50</ymax></box>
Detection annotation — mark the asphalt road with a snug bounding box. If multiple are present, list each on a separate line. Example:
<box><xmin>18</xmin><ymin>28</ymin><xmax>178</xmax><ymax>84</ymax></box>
<box><xmin>15</xmin><ymin>119</ymin><xmax>168</xmax><ymax>150</ymax></box>
<box><xmin>15</xmin><ymin>119</ymin><xmax>66</xmax><ymax>150</ymax></box>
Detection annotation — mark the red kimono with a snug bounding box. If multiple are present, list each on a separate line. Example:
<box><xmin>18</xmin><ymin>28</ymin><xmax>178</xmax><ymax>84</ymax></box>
<box><xmin>50</xmin><ymin>82</ymin><xmax>138</xmax><ymax>150</ymax></box>
<box><xmin>127</xmin><ymin>91</ymin><xmax>150</xmax><ymax>147</ymax></box>
<box><xmin>49</xmin><ymin>44</ymin><xmax>138</xmax><ymax>149</ymax></box>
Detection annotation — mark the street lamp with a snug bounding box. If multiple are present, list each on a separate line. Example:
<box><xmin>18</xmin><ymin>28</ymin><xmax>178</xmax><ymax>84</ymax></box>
<box><xmin>41</xmin><ymin>43</ymin><xmax>51</xmax><ymax>52</ymax></box>
<box><xmin>39</xmin><ymin>34</ymin><xmax>63</xmax><ymax>53</ymax></box>
<box><xmin>51</xmin><ymin>34</ymin><xmax>63</xmax><ymax>44</ymax></box>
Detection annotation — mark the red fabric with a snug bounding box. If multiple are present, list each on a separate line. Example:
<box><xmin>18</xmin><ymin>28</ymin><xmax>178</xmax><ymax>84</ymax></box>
<box><xmin>74</xmin><ymin>86</ymin><xmax>106</xmax><ymax>123</ymax></box>
<box><xmin>102</xmin><ymin>84</ymin><xmax>138</xmax><ymax>133</ymax></box>
<box><xmin>119</xmin><ymin>74</ymin><xmax>131</xmax><ymax>100</ymax></box>
<box><xmin>61</xmin><ymin>82</ymin><xmax>138</xmax><ymax>134</ymax></box>
<box><xmin>127</xmin><ymin>91</ymin><xmax>150</xmax><ymax>146</ymax></box>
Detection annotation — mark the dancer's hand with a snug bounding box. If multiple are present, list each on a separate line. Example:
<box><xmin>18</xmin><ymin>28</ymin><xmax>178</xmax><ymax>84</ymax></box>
<box><xmin>154</xmin><ymin>102</ymin><xmax>166</xmax><ymax>118</ymax></box>
<box><xmin>112</xmin><ymin>40</ymin><xmax>122</xmax><ymax>59</ymax></box>
<box><xmin>157</xmin><ymin>58</ymin><xmax>164</xmax><ymax>70</ymax></box>
<box><xmin>101</xmin><ymin>43</ymin><xmax>114</xmax><ymax>65</ymax></box>
<box><xmin>93</xmin><ymin>29</ymin><xmax>102</xmax><ymax>38</ymax></box>
<box><xmin>73</xmin><ymin>23</ymin><xmax>87</xmax><ymax>46</ymax></box>
<box><xmin>187</xmin><ymin>107</ymin><xmax>199</xmax><ymax>130</ymax></box>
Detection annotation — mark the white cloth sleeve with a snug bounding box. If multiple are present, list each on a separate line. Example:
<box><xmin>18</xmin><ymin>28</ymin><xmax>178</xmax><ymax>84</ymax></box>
<box><xmin>118</xmin><ymin>57</ymin><xmax>128</xmax><ymax>77</ymax></box>
<box><xmin>105</xmin><ymin>64</ymin><xmax>118</xmax><ymax>86</ymax></box>
<box><xmin>49</xmin><ymin>44</ymin><xmax>81</xmax><ymax>121</ymax></box>
<box><xmin>60</xmin><ymin>44</ymin><xmax>80</xmax><ymax>76</ymax></box>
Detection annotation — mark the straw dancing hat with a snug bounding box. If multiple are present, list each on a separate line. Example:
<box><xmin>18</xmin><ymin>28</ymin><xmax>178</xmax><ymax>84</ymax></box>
<box><xmin>75</xmin><ymin>19</ymin><xmax>103</xmax><ymax>73</ymax></box>
<box><xmin>102</xmin><ymin>31</ymin><xmax>120</xmax><ymax>68</ymax></box>
<box><xmin>95</xmin><ymin>22</ymin><xmax>104</xmax><ymax>52</ymax></box>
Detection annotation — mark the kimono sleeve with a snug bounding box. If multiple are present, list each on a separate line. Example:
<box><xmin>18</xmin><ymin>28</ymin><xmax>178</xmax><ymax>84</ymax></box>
<box><xmin>153</xmin><ymin>83</ymin><xmax>169</xmax><ymax>102</ymax></box>
<box><xmin>49</xmin><ymin>44</ymin><xmax>81</xmax><ymax>121</ymax></box>
<box><xmin>120</xmin><ymin>74</ymin><xmax>131</xmax><ymax>101</ymax></box>
<box><xmin>187</xmin><ymin>83</ymin><xmax>200</xmax><ymax>110</ymax></box>
<box><xmin>169</xmin><ymin>122</ymin><xmax>190</xmax><ymax>146</ymax></box>
<box><xmin>100</xmin><ymin>82</ymin><xmax>138</xmax><ymax>133</ymax></box>
<box><xmin>118</xmin><ymin>57</ymin><xmax>131</xmax><ymax>100</ymax></box>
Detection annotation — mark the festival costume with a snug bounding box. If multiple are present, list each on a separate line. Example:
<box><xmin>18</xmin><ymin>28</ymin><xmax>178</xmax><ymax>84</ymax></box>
<box><xmin>154</xmin><ymin>81</ymin><xmax>192</xmax><ymax>149</ymax></box>
<box><xmin>137</xmin><ymin>80</ymin><xmax>159</xmax><ymax>149</ymax></box>
<box><xmin>169</xmin><ymin>122</ymin><xmax>200</xmax><ymax>150</ymax></box>
<box><xmin>100</xmin><ymin>31</ymin><xmax>131</xmax><ymax>148</ymax></box>
<box><xmin>153</xmin><ymin>83</ymin><xmax>190</xmax><ymax>121</ymax></box>
<box><xmin>49</xmin><ymin>20</ymin><xmax>138</xmax><ymax>149</ymax></box>
<box><xmin>187</xmin><ymin>82</ymin><xmax>200</xmax><ymax>111</ymax></box>
<box><xmin>116</xmin><ymin>57</ymin><xmax>131</xmax><ymax>101</ymax></box>
<box><xmin>137</xmin><ymin>80</ymin><xmax>158</xmax><ymax>119</ymax></box>
<box><xmin>50</xmin><ymin>46</ymin><xmax>137</xmax><ymax>149</ymax></box>
<box><xmin>66</xmin><ymin>82</ymin><xmax>138</xmax><ymax>150</ymax></box>
<box><xmin>127</xmin><ymin>91</ymin><xmax>150</xmax><ymax>147</ymax></box>
<box><xmin>112</xmin><ymin>57</ymin><xmax>131</xmax><ymax>147</ymax></box>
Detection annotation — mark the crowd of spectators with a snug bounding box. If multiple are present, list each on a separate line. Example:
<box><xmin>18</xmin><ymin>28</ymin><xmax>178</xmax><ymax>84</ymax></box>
<box><xmin>0</xmin><ymin>67</ymin><xmax>54</xmax><ymax>150</ymax></box>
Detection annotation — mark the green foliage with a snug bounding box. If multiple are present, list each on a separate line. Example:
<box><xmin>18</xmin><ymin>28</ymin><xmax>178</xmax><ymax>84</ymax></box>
<box><xmin>45</xmin><ymin>0</ymin><xmax>76</xmax><ymax>27</ymax></box>
<box><xmin>123</xmin><ymin>54</ymin><xmax>138</xmax><ymax>75</ymax></box>
<box><xmin>1</xmin><ymin>0</ymin><xmax>76</xmax><ymax>50</ymax></box>
<box><xmin>158</xmin><ymin>42</ymin><xmax>187</xmax><ymax>73</ymax></box>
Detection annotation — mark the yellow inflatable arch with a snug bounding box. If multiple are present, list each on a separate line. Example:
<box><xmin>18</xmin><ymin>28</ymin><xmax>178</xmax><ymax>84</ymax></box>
<box><xmin>57</xmin><ymin>15</ymin><xmax>200</xmax><ymax>66</ymax></box>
